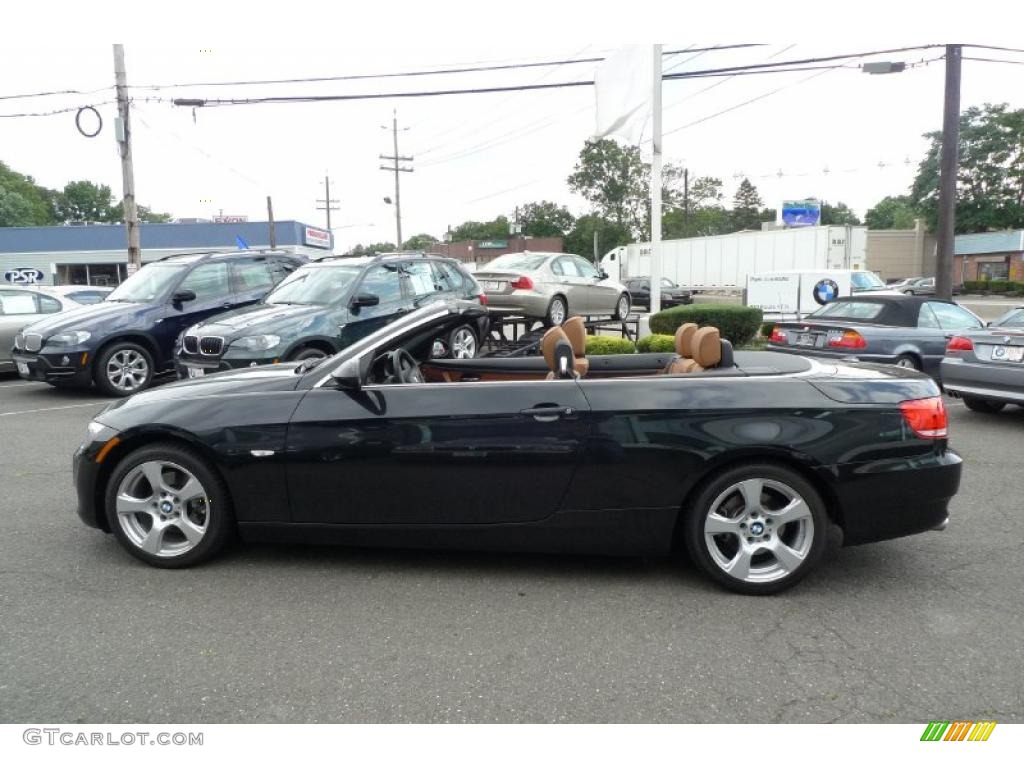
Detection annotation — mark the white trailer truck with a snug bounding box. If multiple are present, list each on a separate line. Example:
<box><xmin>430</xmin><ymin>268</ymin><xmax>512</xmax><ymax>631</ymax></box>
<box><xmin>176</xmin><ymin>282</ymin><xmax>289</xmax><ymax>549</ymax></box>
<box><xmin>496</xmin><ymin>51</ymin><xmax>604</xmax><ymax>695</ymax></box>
<box><xmin>600</xmin><ymin>225</ymin><xmax>868</xmax><ymax>291</ymax></box>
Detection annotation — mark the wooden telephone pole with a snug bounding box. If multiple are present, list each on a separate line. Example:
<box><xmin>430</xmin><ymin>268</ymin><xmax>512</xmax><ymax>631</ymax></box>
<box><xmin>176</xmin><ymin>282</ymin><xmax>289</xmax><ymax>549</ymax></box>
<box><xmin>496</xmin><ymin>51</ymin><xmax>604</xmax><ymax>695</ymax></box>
<box><xmin>113</xmin><ymin>44</ymin><xmax>141</xmax><ymax>274</ymax></box>
<box><xmin>380</xmin><ymin>110</ymin><xmax>413</xmax><ymax>247</ymax></box>
<box><xmin>935</xmin><ymin>44</ymin><xmax>962</xmax><ymax>300</ymax></box>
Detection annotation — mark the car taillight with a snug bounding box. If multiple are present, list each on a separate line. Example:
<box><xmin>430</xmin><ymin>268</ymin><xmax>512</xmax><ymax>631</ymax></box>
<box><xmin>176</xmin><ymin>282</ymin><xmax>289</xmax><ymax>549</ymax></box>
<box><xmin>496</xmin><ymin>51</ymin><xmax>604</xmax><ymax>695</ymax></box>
<box><xmin>827</xmin><ymin>330</ymin><xmax>867</xmax><ymax>349</ymax></box>
<box><xmin>510</xmin><ymin>275</ymin><xmax>534</xmax><ymax>290</ymax></box>
<box><xmin>946</xmin><ymin>335</ymin><xmax>973</xmax><ymax>352</ymax></box>
<box><xmin>769</xmin><ymin>325</ymin><xmax>787</xmax><ymax>344</ymax></box>
<box><xmin>900</xmin><ymin>396</ymin><xmax>948</xmax><ymax>439</ymax></box>
<box><xmin>477</xmin><ymin>292</ymin><xmax>488</xmax><ymax>305</ymax></box>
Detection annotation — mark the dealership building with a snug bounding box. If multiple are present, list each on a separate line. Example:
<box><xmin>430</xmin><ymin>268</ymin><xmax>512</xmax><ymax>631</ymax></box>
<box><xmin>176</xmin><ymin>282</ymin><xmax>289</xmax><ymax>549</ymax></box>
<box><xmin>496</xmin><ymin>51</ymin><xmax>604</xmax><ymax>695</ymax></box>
<box><xmin>0</xmin><ymin>220</ymin><xmax>332</xmax><ymax>287</ymax></box>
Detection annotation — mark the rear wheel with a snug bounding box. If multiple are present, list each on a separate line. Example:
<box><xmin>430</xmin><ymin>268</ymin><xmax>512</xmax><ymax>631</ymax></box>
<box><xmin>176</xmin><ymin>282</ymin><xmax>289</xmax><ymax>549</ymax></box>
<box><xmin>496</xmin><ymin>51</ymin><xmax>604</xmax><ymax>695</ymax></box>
<box><xmin>894</xmin><ymin>354</ymin><xmax>921</xmax><ymax>371</ymax></box>
<box><xmin>105</xmin><ymin>443</ymin><xmax>233</xmax><ymax>568</ymax></box>
<box><xmin>962</xmin><ymin>396</ymin><xmax>1006</xmax><ymax>414</ymax></box>
<box><xmin>544</xmin><ymin>295</ymin><xmax>568</xmax><ymax>327</ymax></box>
<box><xmin>95</xmin><ymin>341</ymin><xmax>154</xmax><ymax>396</ymax></box>
<box><xmin>684</xmin><ymin>463</ymin><xmax>828</xmax><ymax>595</ymax></box>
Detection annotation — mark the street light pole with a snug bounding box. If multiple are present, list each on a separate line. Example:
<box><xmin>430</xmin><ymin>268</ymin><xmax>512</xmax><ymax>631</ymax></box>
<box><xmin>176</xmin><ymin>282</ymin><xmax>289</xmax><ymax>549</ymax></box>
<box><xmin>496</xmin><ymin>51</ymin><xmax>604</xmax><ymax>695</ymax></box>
<box><xmin>935</xmin><ymin>45</ymin><xmax>962</xmax><ymax>300</ymax></box>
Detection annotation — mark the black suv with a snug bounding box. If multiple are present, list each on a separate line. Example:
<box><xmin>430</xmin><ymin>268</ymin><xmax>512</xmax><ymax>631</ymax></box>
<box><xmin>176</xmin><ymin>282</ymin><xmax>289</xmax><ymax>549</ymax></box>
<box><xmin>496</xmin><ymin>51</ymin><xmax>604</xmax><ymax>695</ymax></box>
<box><xmin>12</xmin><ymin>250</ymin><xmax>304</xmax><ymax>395</ymax></box>
<box><xmin>174</xmin><ymin>252</ymin><xmax>488</xmax><ymax>377</ymax></box>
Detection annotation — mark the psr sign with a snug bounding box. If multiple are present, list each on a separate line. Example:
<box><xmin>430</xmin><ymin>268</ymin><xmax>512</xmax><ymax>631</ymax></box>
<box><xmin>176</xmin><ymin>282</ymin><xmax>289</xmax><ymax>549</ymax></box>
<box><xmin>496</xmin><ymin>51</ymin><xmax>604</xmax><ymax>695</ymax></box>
<box><xmin>4</xmin><ymin>267</ymin><xmax>45</xmax><ymax>284</ymax></box>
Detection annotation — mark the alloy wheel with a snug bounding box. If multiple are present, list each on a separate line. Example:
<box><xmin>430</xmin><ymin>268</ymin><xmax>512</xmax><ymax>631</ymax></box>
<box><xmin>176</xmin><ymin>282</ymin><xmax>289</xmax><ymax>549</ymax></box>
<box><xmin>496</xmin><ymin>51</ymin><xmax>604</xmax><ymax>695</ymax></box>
<box><xmin>106</xmin><ymin>349</ymin><xmax>149</xmax><ymax>392</ymax></box>
<box><xmin>895</xmin><ymin>357</ymin><xmax>918</xmax><ymax>369</ymax></box>
<box><xmin>115</xmin><ymin>460</ymin><xmax>210</xmax><ymax>558</ymax></box>
<box><xmin>702</xmin><ymin>477</ymin><xmax>815</xmax><ymax>584</ymax></box>
<box><xmin>450</xmin><ymin>328</ymin><xmax>477</xmax><ymax>359</ymax></box>
<box><xmin>549</xmin><ymin>298</ymin><xmax>566</xmax><ymax>326</ymax></box>
<box><xmin>617</xmin><ymin>295</ymin><xmax>630</xmax><ymax>318</ymax></box>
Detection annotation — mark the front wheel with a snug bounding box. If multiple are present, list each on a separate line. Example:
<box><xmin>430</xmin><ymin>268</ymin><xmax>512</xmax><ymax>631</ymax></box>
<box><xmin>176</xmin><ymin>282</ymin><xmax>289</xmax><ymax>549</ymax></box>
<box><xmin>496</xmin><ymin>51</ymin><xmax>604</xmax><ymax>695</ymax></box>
<box><xmin>95</xmin><ymin>341</ymin><xmax>154</xmax><ymax>396</ymax></box>
<box><xmin>289</xmin><ymin>346</ymin><xmax>329</xmax><ymax>363</ymax></box>
<box><xmin>962</xmin><ymin>396</ymin><xmax>1006</xmax><ymax>414</ymax></box>
<box><xmin>448</xmin><ymin>325</ymin><xmax>478</xmax><ymax>359</ymax></box>
<box><xmin>683</xmin><ymin>463</ymin><xmax>828</xmax><ymax>595</ymax></box>
<box><xmin>612</xmin><ymin>293</ymin><xmax>631</xmax><ymax>320</ymax></box>
<box><xmin>105</xmin><ymin>443</ymin><xmax>233</xmax><ymax>568</ymax></box>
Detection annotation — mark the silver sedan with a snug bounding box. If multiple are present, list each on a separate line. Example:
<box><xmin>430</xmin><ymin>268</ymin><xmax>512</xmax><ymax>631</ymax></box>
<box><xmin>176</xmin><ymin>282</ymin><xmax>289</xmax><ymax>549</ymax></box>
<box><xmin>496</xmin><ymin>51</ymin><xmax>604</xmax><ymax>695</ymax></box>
<box><xmin>942</xmin><ymin>305</ymin><xmax>1024</xmax><ymax>412</ymax></box>
<box><xmin>0</xmin><ymin>287</ymin><xmax>90</xmax><ymax>373</ymax></box>
<box><xmin>474</xmin><ymin>251</ymin><xmax>631</xmax><ymax>326</ymax></box>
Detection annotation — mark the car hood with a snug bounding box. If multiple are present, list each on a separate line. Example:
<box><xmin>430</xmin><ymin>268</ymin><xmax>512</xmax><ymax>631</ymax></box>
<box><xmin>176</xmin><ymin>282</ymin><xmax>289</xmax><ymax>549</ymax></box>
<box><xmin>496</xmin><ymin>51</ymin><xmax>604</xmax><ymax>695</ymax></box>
<box><xmin>190</xmin><ymin>303</ymin><xmax>327</xmax><ymax>337</ymax></box>
<box><xmin>20</xmin><ymin>300</ymin><xmax>142</xmax><ymax>335</ymax></box>
<box><xmin>96</xmin><ymin>363</ymin><xmax>306</xmax><ymax>426</ymax></box>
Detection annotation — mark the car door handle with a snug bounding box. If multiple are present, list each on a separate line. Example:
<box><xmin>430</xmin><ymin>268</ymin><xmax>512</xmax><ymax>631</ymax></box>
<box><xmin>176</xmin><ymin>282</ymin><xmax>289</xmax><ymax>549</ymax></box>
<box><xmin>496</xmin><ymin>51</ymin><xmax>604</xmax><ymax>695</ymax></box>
<box><xmin>520</xmin><ymin>405</ymin><xmax>575</xmax><ymax>422</ymax></box>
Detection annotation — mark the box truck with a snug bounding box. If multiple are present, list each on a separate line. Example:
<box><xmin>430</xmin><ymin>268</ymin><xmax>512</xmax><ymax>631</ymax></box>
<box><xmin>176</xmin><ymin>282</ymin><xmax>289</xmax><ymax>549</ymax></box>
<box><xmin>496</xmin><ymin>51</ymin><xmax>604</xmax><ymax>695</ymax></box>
<box><xmin>600</xmin><ymin>225</ymin><xmax>868</xmax><ymax>291</ymax></box>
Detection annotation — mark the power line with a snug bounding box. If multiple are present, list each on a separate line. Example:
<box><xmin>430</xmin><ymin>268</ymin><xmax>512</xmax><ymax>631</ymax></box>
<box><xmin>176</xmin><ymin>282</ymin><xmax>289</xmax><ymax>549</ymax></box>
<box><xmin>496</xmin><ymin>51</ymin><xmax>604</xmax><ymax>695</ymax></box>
<box><xmin>962</xmin><ymin>56</ymin><xmax>1024</xmax><ymax>65</ymax></box>
<box><xmin>134</xmin><ymin>44</ymin><xmax>764</xmax><ymax>91</ymax></box>
<box><xmin>0</xmin><ymin>100</ymin><xmax>117</xmax><ymax>119</ymax></box>
<box><xmin>0</xmin><ymin>87</ymin><xmax>110</xmax><ymax>102</ymax></box>
<box><xmin>963</xmin><ymin>43</ymin><xmax>1024</xmax><ymax>54</ymax></box>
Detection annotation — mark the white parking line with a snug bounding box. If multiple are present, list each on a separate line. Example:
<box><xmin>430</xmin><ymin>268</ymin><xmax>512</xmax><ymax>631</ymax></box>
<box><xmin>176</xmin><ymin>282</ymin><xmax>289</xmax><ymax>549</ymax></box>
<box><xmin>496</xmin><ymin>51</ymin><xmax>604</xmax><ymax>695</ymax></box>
<box><xmin>0</xmin><ymin>382</ymin><xmax>37</xmax><ymax>388</ymax></box>
<box><xmin>0</xmin><ymin>402</ymin><xmax>108</xmax><ymax>417</ymax></box>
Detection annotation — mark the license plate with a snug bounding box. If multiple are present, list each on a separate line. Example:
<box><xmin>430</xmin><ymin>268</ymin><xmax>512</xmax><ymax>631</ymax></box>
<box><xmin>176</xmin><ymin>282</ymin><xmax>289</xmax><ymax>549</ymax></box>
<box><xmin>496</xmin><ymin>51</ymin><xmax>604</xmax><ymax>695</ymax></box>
<box><xmin>480</xmin><ymin>281</ymin><xmax>504</xmax><ymax>291</ymax></box>
<box><xmin>186</xmin><ymin>367</ymin><xmax>205</xmax><ymax>378</ymax></box>
<box><xmin>992</xmin><ymin>345</ymin><xmax>1024</xmax><ymax>362</ymax></box>
<box><xmin>795</xmin><ymin>333</ymin><xmax>816</xmax><ymax>346</ymax></box>
<box><xmin>16</xmin><ymin>362</ymin><xmax>29</xmax><ymax>375</ymax></box>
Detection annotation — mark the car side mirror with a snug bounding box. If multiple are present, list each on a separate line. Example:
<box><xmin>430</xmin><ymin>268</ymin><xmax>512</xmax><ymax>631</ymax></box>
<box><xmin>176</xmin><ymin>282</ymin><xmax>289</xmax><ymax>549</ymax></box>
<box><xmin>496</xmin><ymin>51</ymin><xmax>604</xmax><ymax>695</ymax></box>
<box><xmin>349</xmin><ymin>293</ymin><xmax>380</xmax><ymax>310</ymax></box>
<box><xmin>330</xmin><ymin>356</ymin><xmax>364</xmax><ymax>390</ymax></box>
<box><xmin>172</xmin><ymin>289</ymin><xmax>197</xmax><ymax>303</ymax></box>
<box><xmin>599</xmin><ymin>269</ymin><xmax>609</xmax><ymax>280</ymax></box>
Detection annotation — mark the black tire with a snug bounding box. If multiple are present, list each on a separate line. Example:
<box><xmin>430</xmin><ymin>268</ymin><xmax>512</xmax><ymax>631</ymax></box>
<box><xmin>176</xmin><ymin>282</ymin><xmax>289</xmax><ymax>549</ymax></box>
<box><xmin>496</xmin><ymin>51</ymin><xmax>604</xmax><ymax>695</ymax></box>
<box><xmin>903</xmin><ymin>290</ymin><xmax>914</xmax><ymax>296</ymax></box>
<box><xmin>94</xmin><ymin>341</ymin><xmax>155</xmax><ymax>397</ymax></box>
<box><xmin>683</xmin><ymin>463</ymin><xmax>828</xmax><ymax>595</ymax></box>
<box><xmin>105</xmin><ymin>443</ymin><xmax>233</xmax><ymax>568</ymax></box>
<box><xmin>288</xmin><ymin>346</ymin><xmax>329</xmax><ymax>363</ymax></box>
<box><xmin>447</xmin><ymin>324</ymin><xmax>478</xmax><ymax>359</ymax></box>
<box><xmin>544</xmin><ymin>295</ymin><xmax>568</xmax><ymax>327</ymax></box>
<box><xmin>612</xmin><ymin>293</ymin><xmax>631</xmax><ymax>320</ymax></box>
<box><xmin>894</xmin><ymin>353</ymin><xmax>922</xmax><ymax>371</ymax></box>
<box><xmin>962</xmin><ymin>396</ymin><xmax>1006</xmax><ymax>414</ymax></box>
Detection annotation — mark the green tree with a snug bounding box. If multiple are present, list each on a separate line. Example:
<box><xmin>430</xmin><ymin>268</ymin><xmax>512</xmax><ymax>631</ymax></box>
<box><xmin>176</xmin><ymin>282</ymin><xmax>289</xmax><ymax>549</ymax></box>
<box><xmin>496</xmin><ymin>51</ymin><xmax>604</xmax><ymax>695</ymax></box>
<box><xmin>567</xmin><ymin>139</ymin><xmax>648</xmax><ymax>236</ymax></box>
<box><xmin>0</xmin><ymin>161</ymin><xmax>57</xmax><ymax>225</ymax></box>
<box><xmin>450</xmin><ymin>216</ymin><xmax>509</xmax><ymax>242</ymax></box>
<box><xmin>820</xmin><ymin>201</ymin><xmax>861</xmax><ymax>226</ymax></box>
<box><xmin>346</xmin><ymin>241</ymin><xmax>397</xmax><ymax>256</ymax></box>
<box><xmin>110</xmin><ymin>202</ymin><xmax>173</xmax><ymax>224</ymax></box>
<box><xmin>864</xmin><ymin>195</ymin><xmax>919</xmax><ymax>229</ymax></box>
<box><xmin>54</xmin><ymin>180</ymin><xmax>117</xmax><ymax>223</ymax></box>
<box><xmin>401</xmin><ymin>233</ymin><xmax>438</xmax><ymax>250</ymax></box>
<box><xmin>517</xmin><ymin>200</ymin><xmax>574</xmax><ymax>238</ymax></box>
<box><xmin>563</xmin><ymin>214</ymin><xmax>631</xmax><ymax>261</ymax></box>
<box><xmin>663</xmin><ymin>176</ymin><xmax>733</xmax><ymax>238</ymax></box>
<box><xmin>731</xmin><ymin>178</ymin><xmax>764</xmax><ymax>231</ymax></box>
<box><xmin>911</xmin><ymin>103</ymin><xmax>1024</xmax><ymax>233</ymax></box>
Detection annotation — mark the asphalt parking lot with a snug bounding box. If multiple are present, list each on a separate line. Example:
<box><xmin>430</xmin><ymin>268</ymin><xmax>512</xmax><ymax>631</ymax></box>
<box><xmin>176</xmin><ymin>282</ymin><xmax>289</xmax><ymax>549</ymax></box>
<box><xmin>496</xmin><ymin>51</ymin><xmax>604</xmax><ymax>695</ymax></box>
<box><xmin>1</xmin><ymin>374</ymin><xmax>1022</xmax><ymax>723</ymax></box>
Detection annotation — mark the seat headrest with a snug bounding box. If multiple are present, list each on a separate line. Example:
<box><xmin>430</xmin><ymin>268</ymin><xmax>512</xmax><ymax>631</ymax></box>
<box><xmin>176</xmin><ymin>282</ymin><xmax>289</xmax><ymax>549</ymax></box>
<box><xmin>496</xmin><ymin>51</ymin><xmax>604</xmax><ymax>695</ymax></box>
<box><xmin>675</xmin><ymin>323</ymin><xmax>698</xmax><ymax>357</ymax></box>
<box><xmin>541</xmin><ymin>326</ymin><xmax>570</xmax><ymax>371</ymax></box>
<box><xmin>562</xmin><ymin>316</ymin><xmax>587</xmax><ymax>357</ymax></box>
<box><xmin>691</xmin><ymin>326</ymin><xmax>722</xmax><ymax>368</ymax></box>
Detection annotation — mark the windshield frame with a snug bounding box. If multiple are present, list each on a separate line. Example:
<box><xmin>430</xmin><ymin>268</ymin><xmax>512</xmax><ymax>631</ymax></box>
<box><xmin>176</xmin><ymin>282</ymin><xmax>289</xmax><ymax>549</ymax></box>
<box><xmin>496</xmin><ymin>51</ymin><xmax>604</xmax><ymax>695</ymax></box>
<box><xmin>105</xmin><ymin>263</ymin><xmax>189</xmax><ymax>303</ymax></box>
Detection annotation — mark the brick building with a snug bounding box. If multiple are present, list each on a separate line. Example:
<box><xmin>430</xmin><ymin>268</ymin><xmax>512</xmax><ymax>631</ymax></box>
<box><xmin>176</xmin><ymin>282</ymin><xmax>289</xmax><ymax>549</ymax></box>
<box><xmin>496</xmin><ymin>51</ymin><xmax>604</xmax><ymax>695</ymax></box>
<box><xmin>428</xmin><ymin>236</ymin><xmax>563</xmax><ymax>267</ymax></box>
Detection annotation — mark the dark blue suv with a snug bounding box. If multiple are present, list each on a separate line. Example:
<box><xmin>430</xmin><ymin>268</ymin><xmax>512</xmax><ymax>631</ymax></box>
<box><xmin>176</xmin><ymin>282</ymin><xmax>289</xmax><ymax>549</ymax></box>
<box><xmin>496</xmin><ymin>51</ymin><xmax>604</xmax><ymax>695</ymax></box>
<box><xmin>12</xmin><ymin>250</ymin><xmax>303</xmax><ymax>395</ymax></box>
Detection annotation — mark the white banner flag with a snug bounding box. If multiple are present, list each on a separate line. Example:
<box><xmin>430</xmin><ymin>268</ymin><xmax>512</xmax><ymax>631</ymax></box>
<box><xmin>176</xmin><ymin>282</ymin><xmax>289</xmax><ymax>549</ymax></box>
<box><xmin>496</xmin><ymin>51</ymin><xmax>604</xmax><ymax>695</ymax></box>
<box><xmin>593</xmin><ymin>45</ymin><xmax>655</xmax><ymax>144</ymax></box>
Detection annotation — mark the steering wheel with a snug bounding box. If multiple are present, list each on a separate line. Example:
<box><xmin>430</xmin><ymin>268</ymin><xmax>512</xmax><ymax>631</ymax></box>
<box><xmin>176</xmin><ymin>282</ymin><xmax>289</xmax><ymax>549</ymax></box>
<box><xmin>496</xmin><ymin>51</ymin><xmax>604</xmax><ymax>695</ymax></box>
<box><xmin>385</xmin><ymin>348</ymin><xmax>423</xmax><ymax>384</ymax></box>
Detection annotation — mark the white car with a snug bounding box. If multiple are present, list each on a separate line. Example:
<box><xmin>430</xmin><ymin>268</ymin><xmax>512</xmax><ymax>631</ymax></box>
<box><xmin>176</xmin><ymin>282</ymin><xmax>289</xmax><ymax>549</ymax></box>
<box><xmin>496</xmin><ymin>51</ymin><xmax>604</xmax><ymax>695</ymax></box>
<box><xmin>0</xmin><ymin>286</ymin><xmax>104</xmax><ymax>373</ymax></box>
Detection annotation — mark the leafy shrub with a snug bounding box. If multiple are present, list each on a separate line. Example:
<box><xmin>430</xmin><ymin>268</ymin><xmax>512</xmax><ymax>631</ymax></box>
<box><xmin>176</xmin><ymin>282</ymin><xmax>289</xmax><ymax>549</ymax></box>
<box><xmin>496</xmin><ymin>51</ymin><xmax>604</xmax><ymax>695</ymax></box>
<box><xmin>636</xmin><ymin>334</ymin><xmax>676</xmax><ymax>353</ymax></box>
<box><xmin>760</xmin><ymin>321</ymin><xmax>776</xmax><ymax>338</ymax></box>
<box><xmin>963</xmin><ymin>280</ymin><xmax>985</xmax><ymax>293</ymax></box>
<box><xmin>649</xmin><ymin>304</ymin><xmax>764</xmax><ymax>347</ymax></box>
<box><xmin>585</xmin><ymin>335</ymin><xmax>636</xmax><ymax>355</ymax></box>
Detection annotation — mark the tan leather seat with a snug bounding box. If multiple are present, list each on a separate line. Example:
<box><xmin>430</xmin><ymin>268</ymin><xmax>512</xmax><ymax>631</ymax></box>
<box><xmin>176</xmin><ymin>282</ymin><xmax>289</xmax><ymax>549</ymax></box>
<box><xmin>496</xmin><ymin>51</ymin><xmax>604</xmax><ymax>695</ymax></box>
<box><xmin>663</xmin><ymin>323</ymin><xmax>698</xmax><ymax>374</ymax></box>
<box><xmin>685</xmin><ymin>326</ymin><xmax>723</xmax><ymax>373</ymax></box>
<box><xmin>541</xmin><ymin>326</ymin><xmax>575</xmax><ymax>380</ymax></box>
<box><xmin>560</xmin><ymin>316</ymin><xmax>590</xmax><ymax>377</ymax></box>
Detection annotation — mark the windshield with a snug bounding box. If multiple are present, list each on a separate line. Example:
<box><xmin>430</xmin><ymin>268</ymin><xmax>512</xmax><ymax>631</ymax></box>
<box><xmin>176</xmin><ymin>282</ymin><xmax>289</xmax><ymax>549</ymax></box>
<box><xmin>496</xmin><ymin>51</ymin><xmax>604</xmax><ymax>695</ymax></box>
<box><xmin>660</xmin><ymin>277</ymin><xmax>677</xmax><ymax>287</ymax></box>
<box><xmin>807</xmin><ymin>300</ymin><xmax>885</xmax><ymax>320</ymax></box>
<box><xmin>993</xmin><ymin>308</ymin><xmax>1024</xmax><ymax>328</ymax></box>
<box><xmin>851</xmin><ymin>271</ymin><xmax>887</xmax><ymax>291</ymax></box>
<box><xmin>106</xmin><ymin>264</ymin><xmax>187</xmax><ymax>302</ymax></box>
<box><xmin>483</xmin><ymin>254</ymin><xmax>550</xmax><ymax>271</ymax></box>
<box><xmin>266</xmin><ymin>265</ymin><xmax>362</xmax><ymax>305</ymax></box>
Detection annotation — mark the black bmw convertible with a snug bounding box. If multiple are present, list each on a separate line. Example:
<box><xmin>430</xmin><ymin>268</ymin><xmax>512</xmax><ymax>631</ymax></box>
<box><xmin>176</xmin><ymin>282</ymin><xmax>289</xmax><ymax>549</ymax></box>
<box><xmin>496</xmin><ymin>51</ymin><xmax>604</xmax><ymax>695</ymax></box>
<box><xmin>74</xmin><ymin>303</ymin><xmax>961</xmax><ymax>595</ymax></box>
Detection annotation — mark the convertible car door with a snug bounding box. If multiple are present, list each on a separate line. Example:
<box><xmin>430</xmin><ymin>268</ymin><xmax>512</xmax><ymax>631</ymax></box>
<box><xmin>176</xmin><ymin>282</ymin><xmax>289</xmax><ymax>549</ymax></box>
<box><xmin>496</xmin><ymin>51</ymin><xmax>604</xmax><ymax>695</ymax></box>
<box><xmin>285</xmin><ymin>379</ymin><xmax>591</xmax><ymax>525</ymax></box>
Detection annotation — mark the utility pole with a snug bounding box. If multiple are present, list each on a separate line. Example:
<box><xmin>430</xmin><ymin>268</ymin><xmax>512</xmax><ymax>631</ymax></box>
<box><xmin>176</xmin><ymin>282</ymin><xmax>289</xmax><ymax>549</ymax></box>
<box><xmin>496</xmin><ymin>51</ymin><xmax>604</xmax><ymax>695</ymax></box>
<box><xmin>649</xmin><ymin>44</ymin><xmax>663</xmax><ymax>316</ymax></box>
<box><xmin>683</xmin><ymin>168</ymin><xmax>690</xmax><ymax>234</ymax></box>
<box><xmin>316</xmin><ymin>175</ymin><xmax>339</xmax><ymax>232</ymax></box>
<box><xmin>266</xmin><ymin>196</ymin><xmax>277</xmax><ymax>249</ymax></box>
<box><xmin>113</xmin><ymin>44</ymin><xmax>141</xmax><ymax>275</ymax></box>
<box><xmin>380</xmin><ymin>110</ymin><xmax>413</xmax><ymax>247</ymax></box>
<box><xmin>935</xmin><ymin>44</ymin><xmax>962</xmax><ymax>301</ymax></box>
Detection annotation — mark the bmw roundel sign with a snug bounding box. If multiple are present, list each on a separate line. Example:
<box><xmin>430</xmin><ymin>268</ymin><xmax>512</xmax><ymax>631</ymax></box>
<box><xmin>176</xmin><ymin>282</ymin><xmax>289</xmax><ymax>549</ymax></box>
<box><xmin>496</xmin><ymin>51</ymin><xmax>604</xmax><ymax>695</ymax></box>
<box><xmin>4</xmin><ymin>267</ymin><xmax>45</xmax><ymax>285</ymax></box>
<box><xmin>812</xmin><ymin>278</ymin><xmax>839</xmax><ymax>305</ymax></box>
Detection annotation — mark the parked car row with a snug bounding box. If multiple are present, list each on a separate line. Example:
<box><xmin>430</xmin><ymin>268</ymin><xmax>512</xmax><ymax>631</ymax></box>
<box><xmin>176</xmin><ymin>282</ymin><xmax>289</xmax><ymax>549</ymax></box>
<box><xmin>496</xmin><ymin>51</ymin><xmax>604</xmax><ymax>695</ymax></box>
<box><xmin>10</xmin><ymin>249</ymin><xmax>485</xmax><ymax>396</ymax></box>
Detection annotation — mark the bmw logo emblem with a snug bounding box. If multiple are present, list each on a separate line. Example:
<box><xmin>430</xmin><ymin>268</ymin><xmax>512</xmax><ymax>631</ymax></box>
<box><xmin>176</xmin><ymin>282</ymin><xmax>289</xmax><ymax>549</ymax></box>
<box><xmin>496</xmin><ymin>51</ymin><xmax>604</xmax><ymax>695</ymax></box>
<box><xmin>813</xmin><ymin>278</ymin><xmax>839</xmax><ymax>305</ymax></box>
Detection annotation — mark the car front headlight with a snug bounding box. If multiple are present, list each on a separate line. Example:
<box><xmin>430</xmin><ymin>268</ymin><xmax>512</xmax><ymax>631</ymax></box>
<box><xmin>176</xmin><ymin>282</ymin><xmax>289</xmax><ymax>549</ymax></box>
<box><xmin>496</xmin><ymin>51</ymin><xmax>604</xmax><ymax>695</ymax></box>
<box><xmin>231</xmin><ymin>334</ymin><xmax>281</xmax><ymax>352</ymax></box>
<box><xmin>14</xmin><ymin>332</ymin><xmax>25</xmax><ymax>349</ymax></box>
<box><xmin>85</xmin><ymin>420</ymin><xmax>119</xmax><ymax>445</ymax></box>
<box><xmin>48</xmin><ymin>330</ymin><xmax>91</xmax><ymax>346</ymax></box>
